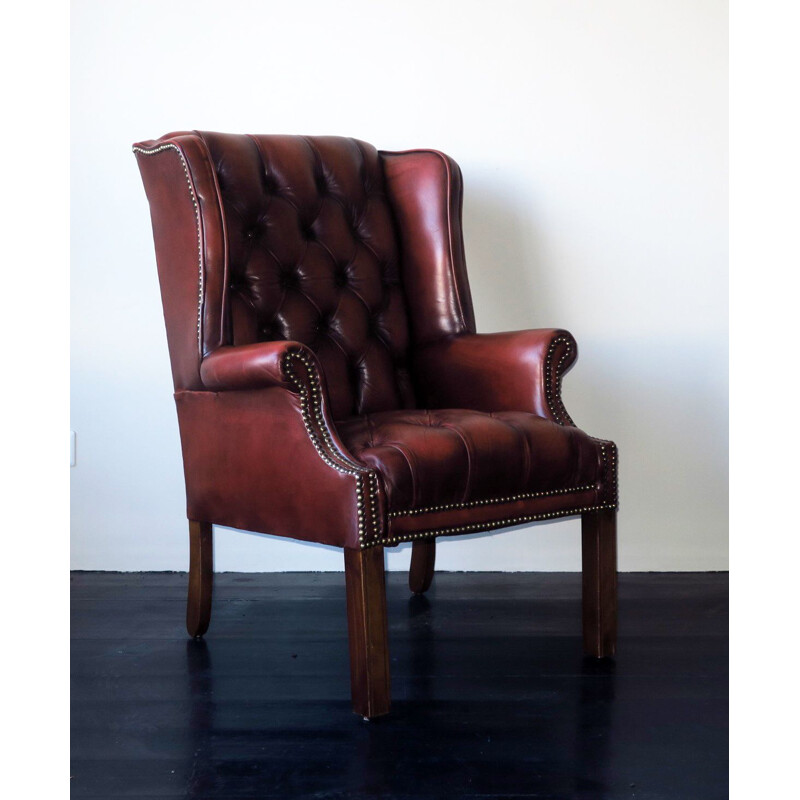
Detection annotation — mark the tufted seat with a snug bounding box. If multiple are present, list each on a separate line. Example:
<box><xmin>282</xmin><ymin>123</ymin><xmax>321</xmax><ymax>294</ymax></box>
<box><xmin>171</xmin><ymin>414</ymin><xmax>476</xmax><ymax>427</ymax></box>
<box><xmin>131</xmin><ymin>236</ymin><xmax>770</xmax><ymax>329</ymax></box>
<box><xmin>339</xmin><ymin>409</ymin><xmax>603</xmax><ymax>515</ymax></box>
<box><xmin>134</xmin><ymin>131</ymin><xmax>619</xmax><ymax>719</ymax></box>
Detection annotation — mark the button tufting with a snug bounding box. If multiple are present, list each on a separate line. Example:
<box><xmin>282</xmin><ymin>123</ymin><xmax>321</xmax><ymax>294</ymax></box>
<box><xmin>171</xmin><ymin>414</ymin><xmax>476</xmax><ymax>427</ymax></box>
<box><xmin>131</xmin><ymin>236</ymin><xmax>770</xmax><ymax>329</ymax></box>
<box><xmin>137</xmin><ymin>133</ymin><xmax>618</xmax><ymax>563</ymax></box>
<box><xmin>334</xmin><ymin>267</ymin><xmax>349</xmax><ymax>288</ymax></box>
<box><xmin>197</xmin><ymin>134</ymin><xmax>411</xmax><ymax>419</ymax></box>
<box><xmin>278</xmin><ymin>269</ymin><xmax>299</xmax><ymax>290</ymax></box>
<box><xmin>262</xmin><ymin>173</ymin><xmax>278</xmax><ymax>193</ymax></box>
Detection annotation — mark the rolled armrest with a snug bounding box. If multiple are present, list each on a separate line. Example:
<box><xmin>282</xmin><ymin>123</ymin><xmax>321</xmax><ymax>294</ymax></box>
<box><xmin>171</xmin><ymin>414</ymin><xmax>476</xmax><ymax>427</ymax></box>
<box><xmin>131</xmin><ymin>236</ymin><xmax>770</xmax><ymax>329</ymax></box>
<box><xmin>412</xmin><ymin>329</ymin><xmax>578</xmax><ymax>424</ymax></box>
<box><xmin>200</xmin><ymin>341</ymin><xmax>312</xmax><ymax>392</ymax></box>
<box><xmin>191</xmin><ymin>340</ymin><xmax>385</xmax><ymax>548</ymax></box>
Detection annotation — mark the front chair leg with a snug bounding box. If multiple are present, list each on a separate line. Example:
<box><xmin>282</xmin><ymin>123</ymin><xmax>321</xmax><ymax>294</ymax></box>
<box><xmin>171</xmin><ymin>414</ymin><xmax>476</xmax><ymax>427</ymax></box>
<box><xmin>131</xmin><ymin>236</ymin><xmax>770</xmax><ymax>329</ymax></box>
<box><xmin>581</xmin><ymin>509</ymin><xmax>617</xmax><ymax>658</ymax></box>
<box><xmin>187</xmin><ymin>520</ymin><xmax>213</xmax><ymax>638</ymax></box>
<box><xmin>409</xmin><ymin>538</ymin><xmax>436</xmax><ymax>594</ymax></box>
<box><xmin>344</xmin><ymin>546</ymin><xmax>391</xmax><ymax>718</ymax></box>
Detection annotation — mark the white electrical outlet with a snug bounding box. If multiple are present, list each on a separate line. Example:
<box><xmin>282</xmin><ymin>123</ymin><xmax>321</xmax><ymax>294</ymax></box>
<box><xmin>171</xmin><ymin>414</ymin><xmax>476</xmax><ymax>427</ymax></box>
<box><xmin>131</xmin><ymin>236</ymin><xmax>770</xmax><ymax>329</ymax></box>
<box><xmin>70</xmin><ymin>430</ymin><xmax>76</xmax><ymax>467</ymax></box>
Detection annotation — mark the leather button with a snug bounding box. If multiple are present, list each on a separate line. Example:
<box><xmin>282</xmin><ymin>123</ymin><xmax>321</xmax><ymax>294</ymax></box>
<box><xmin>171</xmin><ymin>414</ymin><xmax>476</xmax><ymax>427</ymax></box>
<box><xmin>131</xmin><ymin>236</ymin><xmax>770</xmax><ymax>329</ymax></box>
<box><xmin>278</xmin><ymin>269</ymin><xmax>299</xmax><ymax>289</ymax></box>
<box><xmin>334</xmin><ymin>267</ymin><xmax>349</xmax><ymax>288</ymax></box>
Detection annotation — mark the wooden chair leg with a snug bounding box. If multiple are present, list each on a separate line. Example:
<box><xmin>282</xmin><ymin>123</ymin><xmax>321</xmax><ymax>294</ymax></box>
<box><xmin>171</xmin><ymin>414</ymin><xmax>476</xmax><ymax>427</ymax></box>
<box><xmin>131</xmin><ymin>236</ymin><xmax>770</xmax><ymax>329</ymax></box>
<box><xmin>581</xmin><ymin>509</ymin><xmax>617</xmax><ymax>658</ymax></box>
<box><xmin>187</xmin><ymin>520</ymin><xmax>213</xmax><ymax>639</ymax></box>
<box><xmin>409</xmin><ymin>538</ymin><xmax>436</xmax><ymax>594</ymax></box>
<box><xmin>344</xmin><ymin>546</ymin><xmax>391</xmax><ymax>719</ymax></box>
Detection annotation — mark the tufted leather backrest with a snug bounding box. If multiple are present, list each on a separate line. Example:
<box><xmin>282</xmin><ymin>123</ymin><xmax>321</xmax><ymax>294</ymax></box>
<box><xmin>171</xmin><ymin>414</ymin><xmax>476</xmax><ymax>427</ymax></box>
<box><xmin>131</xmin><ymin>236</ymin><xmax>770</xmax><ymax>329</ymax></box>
<box><xmin>134</xmin><ymin>132</ymin><xmax>476</xmax><ymax>410</ymax></box>
<box><xmin>203</xmin><ymin>132</ymin><xmax>416</xmax><ymax>419</ymax></box>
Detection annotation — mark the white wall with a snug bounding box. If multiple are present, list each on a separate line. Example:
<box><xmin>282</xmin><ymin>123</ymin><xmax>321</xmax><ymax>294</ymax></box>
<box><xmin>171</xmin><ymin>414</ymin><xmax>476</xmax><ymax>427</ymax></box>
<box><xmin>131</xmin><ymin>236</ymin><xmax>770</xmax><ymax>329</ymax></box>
<box><xmin>70</xmin><ymin>0</ymin><xmax>727</xmax><ymax>572</ymax></box>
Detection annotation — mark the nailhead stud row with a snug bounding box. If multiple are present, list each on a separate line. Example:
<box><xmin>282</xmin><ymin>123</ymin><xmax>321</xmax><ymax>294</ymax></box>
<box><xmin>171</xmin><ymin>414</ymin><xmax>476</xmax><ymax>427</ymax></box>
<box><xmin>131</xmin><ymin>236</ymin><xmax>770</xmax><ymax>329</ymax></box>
<box><xmin>544</xmin><ymin>335</ymin><xmax>576</xmax><ymax>426</ymax></box>
<box><xmin>387</xmin><ymin>483</ymin><xmax>597</xmax><ymax>518</ymax></box>
<box><xmin>591</xmin><ymin>436</ymin><xmax>619</xmax><ymax>510</ymax></box>
<box><xmin>365</xmin><ymin>502</ymin><xmax>618</xmax><ymax>548</ymax></box>
<box><xmin>379</xmin><ymin>334</ymin><xmax>618</xmax><ymax>533</ymax></box>
<box><xmin>281</xmin><ymin>349</ymin><xmax>382</xmax><ymax>546</ymax></box>
<box><xmin>133</xmin><ymin>146</ymin><xmax>617</xmax><ymax>547</ymax></box>
<box><xmin>132</xmin><ymin>143</ymin><xmax>386</xmax><ymax>549</ymax></box>
<box><xmin>132</xmin><ymin>143</ymin><xmax>204</xmax><ymax>354</ymax></box>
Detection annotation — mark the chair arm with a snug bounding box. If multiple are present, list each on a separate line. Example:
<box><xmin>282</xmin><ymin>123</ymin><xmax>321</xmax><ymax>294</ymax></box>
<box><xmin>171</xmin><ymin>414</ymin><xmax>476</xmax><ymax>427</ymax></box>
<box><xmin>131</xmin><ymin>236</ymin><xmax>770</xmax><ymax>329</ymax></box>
<box><xmin>412</xmin><ymin>329</ymin><xmax>578</xmax><ymax>424</ymax></box>
<box><xmin>186</xmin><ymin>340</ymin><xmax>385</xmax><ymax>549</ymax></box>
<box><xmin>200</xmin><ymin>341</ymin><xmax>307</xmax><ymax>391</ymax></box>
<box><xmin>199</xmin><ymin>340</ymin><xmax>364</xmax><ymax>480</ymax></box>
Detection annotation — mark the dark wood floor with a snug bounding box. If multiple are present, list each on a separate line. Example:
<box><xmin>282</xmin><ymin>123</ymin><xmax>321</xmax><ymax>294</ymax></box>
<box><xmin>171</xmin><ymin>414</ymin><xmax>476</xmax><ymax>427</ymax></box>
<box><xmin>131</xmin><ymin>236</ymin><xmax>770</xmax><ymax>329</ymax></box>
<box><xmin>71</xmin><ymin>571</ymin><xmax>728</xmax><ymax>799</ymax></box>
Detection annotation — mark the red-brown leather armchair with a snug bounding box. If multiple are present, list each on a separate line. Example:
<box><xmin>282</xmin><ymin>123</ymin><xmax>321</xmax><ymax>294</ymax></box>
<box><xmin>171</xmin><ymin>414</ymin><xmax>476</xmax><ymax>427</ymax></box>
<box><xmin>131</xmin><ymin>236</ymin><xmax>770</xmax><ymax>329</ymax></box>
<box><xmin>133</xmin><ymin>132</ymin><xmax>618</xmax><ymax>718</ymax></box>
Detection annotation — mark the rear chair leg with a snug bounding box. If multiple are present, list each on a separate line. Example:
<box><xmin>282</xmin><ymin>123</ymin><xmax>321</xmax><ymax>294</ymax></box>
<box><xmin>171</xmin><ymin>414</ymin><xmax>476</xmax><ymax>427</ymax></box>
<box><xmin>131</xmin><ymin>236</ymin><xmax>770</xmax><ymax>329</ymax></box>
<box><xmin>344</xmin><ymin>546</ymin><xmax>391</xmax><ymax>718</ymax></box>
<box><xmin>581</xmin><ymin>510</ymin><xmax>617</xmax><ymax>658</ymax></box>
<box><xmin>409</xmin><ymin>538</ymin><xmax>436</xmax><ymax>594</ymax></box>
<box><xmin>187</xmin><ymin>520</ymin><xmax>213</xmax><ymax>638</ymax></box>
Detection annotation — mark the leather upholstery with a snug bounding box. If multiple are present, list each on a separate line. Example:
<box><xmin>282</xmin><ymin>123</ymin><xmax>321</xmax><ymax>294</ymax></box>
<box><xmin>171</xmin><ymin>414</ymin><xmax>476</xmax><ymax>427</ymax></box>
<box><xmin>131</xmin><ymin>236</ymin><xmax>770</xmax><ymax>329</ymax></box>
<box><xmin>338</xmin><ymin>408</ymin><xmax>601</xmax><ymax>514</ymax></box>
<box><xmin>133</xmin><ymin>132</ymin><xmax>618</xmax><ymax>551</ymax></box>
<box><xmin>204</xmin><ymin>132</ymin><xmax>412</xmax><ymax>420</ymax></box>
<box><xmin>382</xmin><ymin>150</ymin><xmax>475</xmax><ymax>344</ymax></box>
<box><xmin>200</xmin><ymin>341</ymin><xmax>298</xmax><ymax>392</ymax></box>
<box><xmin>413</xmin><ymin>329</ymin><xmax>579</xmax><ymax>422</ymax></box>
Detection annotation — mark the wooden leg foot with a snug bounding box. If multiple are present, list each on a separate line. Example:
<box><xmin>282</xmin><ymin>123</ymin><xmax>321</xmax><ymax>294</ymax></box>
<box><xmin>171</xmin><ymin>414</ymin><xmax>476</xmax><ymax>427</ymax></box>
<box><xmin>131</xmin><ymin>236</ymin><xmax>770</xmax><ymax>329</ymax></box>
<box><xmin>345</xmin><ymin>546</ymin><xmax>391</xmax><ymax>718</ymax></box>
<box><xmin>409</xmin><ymin>538</ymin><xmax>436</xmax><ymax>594</ymax></box>
<box><xmin>581</xmin><ymin>510</ymin><xmax>617</xmax><ymax>658</ymax></box>
<box><xmin>187</xmin><ymin>520</ymin><xmax>213</xmax><ymax>638</ymax></box>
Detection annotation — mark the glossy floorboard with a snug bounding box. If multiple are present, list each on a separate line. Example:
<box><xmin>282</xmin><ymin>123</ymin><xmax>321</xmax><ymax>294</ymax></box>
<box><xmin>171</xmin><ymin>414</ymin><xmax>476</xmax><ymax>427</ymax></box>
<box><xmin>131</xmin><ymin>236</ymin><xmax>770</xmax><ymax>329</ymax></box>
<box><xmin>71</xmin><ymin>572</ymin><xmax>728</xmax><ymax>799</ymax></box>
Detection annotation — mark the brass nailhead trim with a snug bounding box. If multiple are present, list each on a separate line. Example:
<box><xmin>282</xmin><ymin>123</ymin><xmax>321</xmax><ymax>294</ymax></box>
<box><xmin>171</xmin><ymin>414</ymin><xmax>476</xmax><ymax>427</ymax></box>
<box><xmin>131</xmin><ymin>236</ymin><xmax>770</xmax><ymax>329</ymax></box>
<box><xmin>133</xmin><ymin>148</ymin><xmax>617</xmax><ymax>546</ymax></box>
<box><xmin>132</xmin><ymin>143</ymin><xmax>204</xmax><ymax>354</ymax></box>
<box><xmin>387</xmin><ymin>484</ymin><xmax>597</xmax><ymax>518</ymax></box>
<box><xmin>385</xmin><ymin>334</ymin><xmax>606</xmax><ymax>525</ymax></box>
<box><xmin>365</xmin><ymin>502</ymin><xmax>618</xmax><ymax>548</ymax></box>
<box><xmin>544</xmin><ymin>335</ymin><xmax>575</xmax><ymax>426</ymax></box>
<box><xmin>281</xmin><ymin>350</ymin><xmax>382</xmax><ymax>545</ymax></box>
<box><xmin>133</xmin><ymin>144</ymin><xmax>384</xmax><ymax>548</ymax></box>
<box><xmin>279</xmin><ymin>342</ymin><xmax>617</xmax><ymax>547</ymax></box>
<box><xmin>591</xmin><ymin>436</ymin><xmax>619</xmax><ymax>510</ymax></box>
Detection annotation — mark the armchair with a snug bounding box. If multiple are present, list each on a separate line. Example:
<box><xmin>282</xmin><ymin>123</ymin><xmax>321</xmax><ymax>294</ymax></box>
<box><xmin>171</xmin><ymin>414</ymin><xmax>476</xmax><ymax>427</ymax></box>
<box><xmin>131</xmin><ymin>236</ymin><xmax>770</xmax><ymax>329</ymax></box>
<box><xmin>133</xmin><ymin>133</ymin><xmax>618</xmax><ymax>719</ymax></box>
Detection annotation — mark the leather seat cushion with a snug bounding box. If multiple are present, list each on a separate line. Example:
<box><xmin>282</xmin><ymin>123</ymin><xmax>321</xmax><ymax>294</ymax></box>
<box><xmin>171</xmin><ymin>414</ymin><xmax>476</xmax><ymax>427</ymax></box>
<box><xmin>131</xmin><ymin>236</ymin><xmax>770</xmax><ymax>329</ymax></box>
<box><xmin>338</xmin><ymin>409</ymin><xmax>603</xmax><ymax>514</ymax></box>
